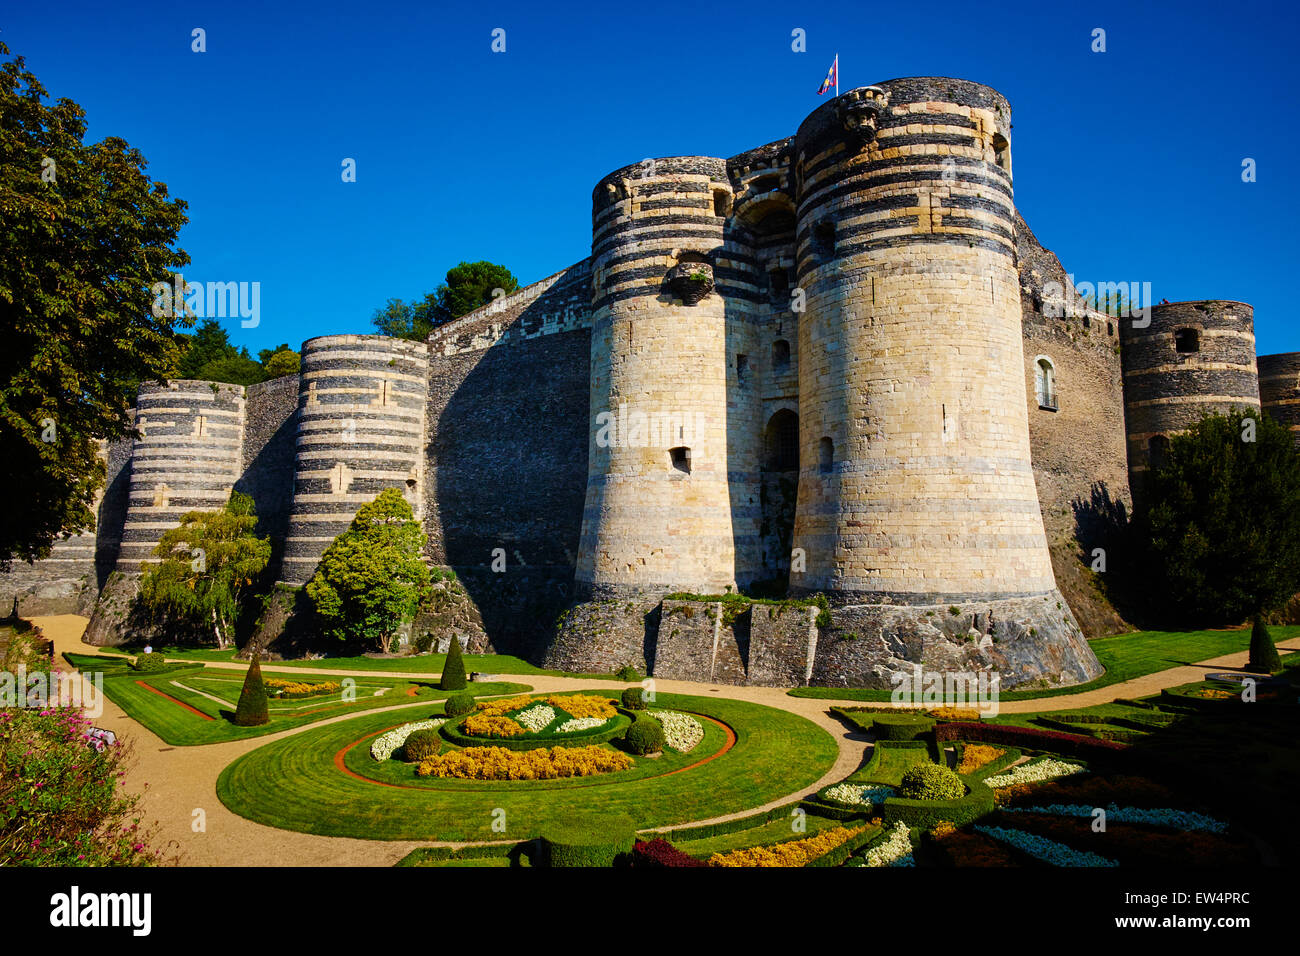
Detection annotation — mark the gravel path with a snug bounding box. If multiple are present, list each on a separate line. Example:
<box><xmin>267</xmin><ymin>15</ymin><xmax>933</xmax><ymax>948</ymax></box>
<box><xmin>32</xmin><ymin>614</ymin><xmax>1298</xmax><ymax>865</ymax></box>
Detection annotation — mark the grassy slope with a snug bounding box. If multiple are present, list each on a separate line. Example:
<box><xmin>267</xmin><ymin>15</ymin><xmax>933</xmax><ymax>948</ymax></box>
<box><xmin>216</xmin><ymin>692</ymin><xmax>838</xmax><ymax>841</ymax></box>
<box><xmin>787</xmin><ymin>625</ymin><xmax>1300</xmax><ymax>702</ymax></box>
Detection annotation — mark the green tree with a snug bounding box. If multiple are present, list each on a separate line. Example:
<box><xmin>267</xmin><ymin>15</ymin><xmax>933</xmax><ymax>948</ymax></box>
<box><xmin>1248</xmin><ymin>617</ymin><xmax>1282</xmax><ymax>673</ymax></box>
<box><xmin>1129</xmin><ymin>409</ymin><xmax>1300</xmax><ymax>627</ymax></box>
<box><xmin>232</xmin><ymin>652</ymin><xmax>269</xmax><ymax>726</ymax></box>
<box><xmin>258</xmin><ymin>344</ymin><xmax>300</xmax><ymax>378</ymax></box>
<box><xmin>369</xmin><ymin>261</ymin><xmax>519</xmax><ymax>341</ymax></box>
<box><xmin>437</xmin><ymin>261</ymin><xmax>519</xmax><ymax>319</ymax></box>
<box><xmin>306</xmin><ymin>489</ymin><xmax>432</xmax><ymax>653</ymax></box>
<box><xmin>0</xmin><ymin>43</ymin><xmax>189</xmax><ymax>568</ymax></box>
<box><xmin>440</xmin><ymin>636</ymin><xmax>467</xmax><ymax>690</ymax></box>
<box><xmin>138</xmin><ymin>492</ymin><xmax>271</xmax><ymax>649</ymax></box>
<box><xmin>177</xmin><ymin>319</ymin><xmax>265</xmax><ymax>385</ymax></box>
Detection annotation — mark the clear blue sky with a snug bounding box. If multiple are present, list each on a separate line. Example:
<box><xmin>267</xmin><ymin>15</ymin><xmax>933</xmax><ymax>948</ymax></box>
<box><xmin>4</xmin><ymin>0</ymin><xmax>1297</xmax><ymax>354</ymax></box>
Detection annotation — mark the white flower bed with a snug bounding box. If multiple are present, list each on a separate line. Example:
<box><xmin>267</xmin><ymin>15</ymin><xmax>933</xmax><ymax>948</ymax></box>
<box><xmin>862</xmin><ymin>821</ymin><xmax>913</xmax><ymax>868</ymax></box>
<box><xmin>974</xmin><ymin>825</ymin><xmax>1119</xmax><ymax>867</ymax></box>
<box><xmin>648</xmin><ymin>710</ymin><xmax>704</xmax><ymax>753</ymax></box>
<box><xmin>1004</xmin><ymin>802</ymin><xmax>1228</xmax><ymax>834</ymax></box>
<box><xmin>515</xmin><ymin>704</ymin><xmax>556</xmax><ymax>733</ymax></box>
<box><xmin>369</xmin><ymin>719</ymin><xmax>445</xmax><ymax>761</ymax></box>
<box><xmin>556</xmin><ymin>716</ymin><xmax>608</xmax><ymax>734</ymax></box>
<box><xmin>823</xmin><ymin>783</ymin><xmax>896</xmax><ymax>807</ymax></box>
<box><xmin>985</xmin><ymin>758</ymin><xmax>1086</xmax><ymax>789</ymax></box>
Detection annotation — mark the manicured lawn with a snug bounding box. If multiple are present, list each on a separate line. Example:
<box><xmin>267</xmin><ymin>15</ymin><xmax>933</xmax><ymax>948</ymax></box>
<box><xmin>788</xmin><ymin>625</ymin><xmax>1300</xmax><ymax>702</ymax></box>
<box><xmin>216</xmin><ymin>692</ymin><xmax>838</xmax><ymax>841</ymax></box>
<box><xmin>68</xmin><ymin>652</ymin><xmax>531</xmax><ymax>746</ymax></box>
<box><xmin>92</xmin><ymin>643</ymin><xmax>632</xmax><ymax>680</ymax></box>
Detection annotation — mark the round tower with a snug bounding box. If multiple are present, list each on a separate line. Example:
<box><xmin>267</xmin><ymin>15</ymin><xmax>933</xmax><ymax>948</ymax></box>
<box><xmin>1258</xmin><ymin>351</ymin><xmax>1300</xmax><ymax>448</ymax></box>
<box><xmin>116</xmin><ymin>380</ymin><xmax>247</xmax><ymax>570</ymax></box>
<box><xmin>789</xmin><ymin>78</ymin><xmax>1059</xmax><ymax>606</ymax></box>
<box><xmin>1119</xmin><ymin>301</ymin><xmax>1259</xmax><ymax>484</ymax></box>
<box><xmin>575</xmin><ymin>156</ymin><xmax>758</xmax><ymax>598</ymax></box>
<box><xmin>281</xmin><ymin>334</ymin><xmax>429</xmax><ymax>585</ymax></box>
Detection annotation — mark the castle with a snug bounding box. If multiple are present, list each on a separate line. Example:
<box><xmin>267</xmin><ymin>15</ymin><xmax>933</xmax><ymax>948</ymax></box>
<box><xmin>5</xmin><ymin>76</ymin><xmax>1295</xmax><ymax>690</ymax></box>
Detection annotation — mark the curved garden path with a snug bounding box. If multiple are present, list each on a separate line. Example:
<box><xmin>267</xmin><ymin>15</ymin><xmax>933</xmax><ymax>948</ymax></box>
<box><xmin>32</xmin><ymin>614</ymin><xmax>1300</xmax><ymax>866</ymax></box>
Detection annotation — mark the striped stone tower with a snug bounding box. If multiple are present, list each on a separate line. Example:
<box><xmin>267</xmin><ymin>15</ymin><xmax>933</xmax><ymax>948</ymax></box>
<box><xmin>280</xmin><ymin>334</ymin><xmax>429</xmax><ymax>585</ymax></box>
<box><xmin>576</xmin><ymin>156</ymin><xmax>759</xmax><ymax>598</ymax></box>
<box><xmin>1120</xmin><ymin>300</ymin><xmax>1260</xmax><ymax>487</ymax></box>
<box><xmin>116</xmin><ymin>381</ymin><xmax>246</xmax><ymax>570</ymax></box>
<box><xmin>1258</xmin><ymin>351</ymin><xmax>1300</xmax><ymax>448</ymax></box>
<box><xmin>789</xmin><ymin>77</ymin><xmax>1061</xmax><ymax>607</ymax></box>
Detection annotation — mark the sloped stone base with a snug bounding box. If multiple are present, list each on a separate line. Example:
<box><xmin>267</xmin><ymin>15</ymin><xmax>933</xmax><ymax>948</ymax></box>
<box><xmin>544</xmin><ymin>589</ymin><xmax>1102</xmax><ymax>690</ymax></box>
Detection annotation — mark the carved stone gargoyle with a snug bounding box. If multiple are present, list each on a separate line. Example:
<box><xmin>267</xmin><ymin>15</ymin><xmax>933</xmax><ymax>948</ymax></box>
<box><xmin>836</xmin><ymin>86</ymin><xmax>890</xmax><ymax>148</ymax></box>
<box><xmin>666</xmin><ymin>262</ymin><xmax>715</xmax><ymax>305</ymax></box>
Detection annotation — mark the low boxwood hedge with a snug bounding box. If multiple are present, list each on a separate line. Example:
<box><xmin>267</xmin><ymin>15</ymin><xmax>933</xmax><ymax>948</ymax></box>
<box><xmin>871</xmin><ymin>713</ymin><xmax>936</xmax><ymax>741</ymax></box>
<box><xmin>440</xmin><ymin>710</ymin><xmax>632</xmax><ymax>751</ymax></box>
<box><xmin>880</xmin><ymin>777</ymin><xmax>996</xmax><ymax>830</ymax></box>
<box><xmin>651</xmin><ymin>801</ymin><xmax>802</xmax><ymax>844</ymax></box>
<box><xmin>952</xmin><ymin>742</ymin><xmax>1022</xmax><ymax>779</ymax></box>
<box><xmin>934</xmin><ymin>721</ymin><xmax>1127</xmax><ymax>761</ymax></box>
<box><xmin>540</xmin><ymin>814</ymin><xmax>636</xmax><ymax>867</ymax></box>
<box><xmin>807</xmin><ymin>824</ymin><xmax>880</xmax><ymax>868</ymax></box>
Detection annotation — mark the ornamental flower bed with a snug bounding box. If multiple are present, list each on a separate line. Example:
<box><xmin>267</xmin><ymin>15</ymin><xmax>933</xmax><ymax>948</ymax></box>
<box><xmin>822</xmin><ymin>783</ymin><xmax>896</xmax><ymax>808</ymax></box>
<box><xmin>462</xmin><ymin>714</ymin><xmax>525</xmax><ymax>738</ymax></box>
<box><xmin>1002</xmin><ymin>802</ymin><xmax>1227</xmax><ymax>834</ymax></box>
<box><xmin>648</xmin><ymin>710</ymin><xmax>704</xmax><ymax>753</ymax></box>
<box><xmin>860</xmin><ymin>821</ymin><xmax>914</xmax><ymax>867</ymax></box>
<box><xmin>264</xmin><ymin>678</ymin><xmax>341</xmax><ymax>699</ymax></box>
<box><xmin>997</xmin><ymin>773</ymin><xmax>1177</xmax><ymax>809</ymax></box>
<box><xmin>974</xmin><ymin>824</ymin><xmax>1118</xmax><ymax>866</ymax></box>
<box><xmin>632</xmin><ymin>838</ymin><xmax>707</xmax><ymax>868</ymax></box>
<box><xmin>515</xmin><ymin>705</ymin><xmax>556</xmax><ymax>733</ymax></box>
<box><xmin>927</xmin><ymin>821</ymin><xmax>1021</xmax><ymax>867</ymax></box>
<box><xmin>985</xmin><ymin>758</ymin><xmax>1086</xmax><ymax>790</ymax></box>
<box><xmin>369</xmin><ymin>719</ymin><xmax>446</xmax><ymax>761</ymax></box>
<box><xmin>999</xmin><ymin>812</ymin><xmax>1254</xmax><ymax>866</ymax></box>
<box><xmin>956</xmin><ymin>744</ymin><xmax>1005</xmax><ymax>775</ymax></box>
<box><xmin>414</xmin><ymin>744</ymin><xmax>632</xmax><ymax>780</ymax></box>
<box><xmin>556</xmin><ymin>716</ymin><xmax>608</xmax><ymax>734</ymax></box>
<box><xmin>708</xmin><ymin>826</ymin><xmax>869</xmax><ymax>867</ymax></box>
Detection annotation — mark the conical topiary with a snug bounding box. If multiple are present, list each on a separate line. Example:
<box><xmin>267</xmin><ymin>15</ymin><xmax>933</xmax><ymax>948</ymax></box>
<box><xmin>1248</xmin><ymin>617</ymin><xmax>1282</xmax><ymax>673</ymax></box>
<box><xmin>440</xmin><ymin>636</ymin><xmax>467</xmax><ymax>691</ymax></box>
<box><xmin>233</xmin><ymin>652</ymin><xmax>270</xmax><ymax>726</ymax></box>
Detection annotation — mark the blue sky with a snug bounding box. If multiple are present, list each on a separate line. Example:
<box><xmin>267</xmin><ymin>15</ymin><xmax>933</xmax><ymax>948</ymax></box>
<box><xmin>4</xmin><ymin>0</ymin><xmax>1297</xmax><ymax>354</ymax></box>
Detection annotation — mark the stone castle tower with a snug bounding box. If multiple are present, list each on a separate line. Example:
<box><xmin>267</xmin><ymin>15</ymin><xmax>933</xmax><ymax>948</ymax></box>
<box><xmin>4</xmin><ymin>75</ymin><xmax>1295</xmax><ymax>689</ymax></box>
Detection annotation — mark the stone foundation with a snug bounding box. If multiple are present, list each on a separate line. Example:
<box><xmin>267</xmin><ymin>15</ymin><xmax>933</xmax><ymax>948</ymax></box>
<box><xmin>545</xmin><ymin>590</ymin><xmax>1100</xmax><ymax>690</ymax></box>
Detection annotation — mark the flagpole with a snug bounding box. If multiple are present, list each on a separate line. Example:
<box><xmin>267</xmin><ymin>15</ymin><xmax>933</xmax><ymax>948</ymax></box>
<box><xmin>835</xmin><ymin>53</ymin><xmax>839</xmax><ymax>97</ymax></box>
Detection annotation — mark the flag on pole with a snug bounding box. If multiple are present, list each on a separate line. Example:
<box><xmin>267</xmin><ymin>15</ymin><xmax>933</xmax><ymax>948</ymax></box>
<box><xmin>816</xmin><ymin>55</ymin><xmax>838</xmax><ymax>95</ymax></box>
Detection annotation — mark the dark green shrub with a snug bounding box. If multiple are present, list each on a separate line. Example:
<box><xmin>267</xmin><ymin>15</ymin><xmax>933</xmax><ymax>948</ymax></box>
<box><xmin>402</xmin><ymin>728</ymin><xmax>442</xmax><ymax>762</ymax></box>
<box><xmin>1248</xmin><ymin>618</ymin><xmax>1282</xmax><ymax>673</ymax></box>
<box><xmin>621</xmin><ymin>687</ymin><xmax>647</xmax><ymax>711</ymax></box>
<box><xmin>872</xmin><ymin>713</ymin><xmax>936</xmax><ymax>741</ymax></box>
<box><xmin>614</xmin><ymin>664</ymin><xmax>641</xmax><ymax>682</ymax></box>
<box><xmin>131</xmin><ymin>653</ymin><xmax>172</xmax><ymax>673</ymax></box>
<box><xmin>443</xmin><ymin>692</ymin><xmax>475</xmax><ymax>716</ymax></box>
<box><xmin>623</xmin><ymin>715</ymin><xmax>665</xmax><ymax>755</ymax></box>
<box><xmin>440</xmin><ymin>637</ymin><xmax>467</xmax><ymax>691</ymax></box>
<box><xmin>540</xmin><ymin>814</ymin><xmax>636</xmax><ymax>867</ymax></box>
<box><xmin>898</xmin><ymin>763</ymin><xmax>964</xmax><ymax>801</ymax></box>
<box><xmin>232</xmin><ymin>655</ymin><xmax>269</xmax><ymax>726</ymax></box>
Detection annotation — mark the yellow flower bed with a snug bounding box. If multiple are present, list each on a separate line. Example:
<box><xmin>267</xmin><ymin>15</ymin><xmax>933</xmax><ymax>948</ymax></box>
<box><xmin>263</xmin><ymin>678</ymin><xmax>341</xmax><ymax>696</ymax></box>
<box><xmin>708</xmin><ymin>826</ymin><xmax>869</xmax><ymax>868</ymax></box>
<box><xmin>542</xmin><ymin>694</ymin><xmax>616</xmax><ymax>719</ymax></box>
<box><xmin>956</xmin><ymin>744</ymin><xmax>1005</xmax><ymax>774</ymax></box>
<box><xmin>461</xmin><ymin>714</ymin><xmax>524</xmax><ymax>737</ymax></box>
<box><xmin>474</xmin><ymin>695</ymin><xmax>537</xmax><ymax>717</ymax></box>
<box><xmin>928</xmin><ymin>707</ymin><xmax>982</xmax><ymax>721</ymax></box>
<box><xmin>473</xmin><ymin>693</ymin><xmax>616</xmax><ymax>722</ymax></box>
<box><xmin>415</xmin><ymin>745</ymin><xmax>633</xmax><ymax>780</ymax></box>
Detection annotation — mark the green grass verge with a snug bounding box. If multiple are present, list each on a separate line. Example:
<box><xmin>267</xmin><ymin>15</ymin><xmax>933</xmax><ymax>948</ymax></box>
<box><xmin>216</xmin><ymin>692</ymin><xmax>838</xmax><ymax>841</ymax></box>
<box><xmin>787</xmin><ymin>625</ymin><xmax>1300</xmax><ymax>702</ymax></box>
<box><xmin>70</xmin><ymin>652</ymin><xmax>530</xmax><ymax>746</ymax></box>
<box><xmin>674</xmin><ymin>814</ymin><xmax>844</xmax><ymax>858</ymax></box>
